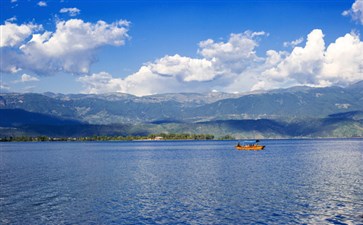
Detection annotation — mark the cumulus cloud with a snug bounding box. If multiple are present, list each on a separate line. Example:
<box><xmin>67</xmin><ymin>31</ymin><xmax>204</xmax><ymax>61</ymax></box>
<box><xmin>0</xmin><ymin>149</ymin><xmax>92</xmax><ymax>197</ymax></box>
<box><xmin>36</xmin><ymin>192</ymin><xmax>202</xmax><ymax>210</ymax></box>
<box><xmin>37</xmin><ymin>1</ymin><xmax>47</xmax><ymax>7</ymax></box>
<box><xmin>0</xmin><ymin>82</ymin><xmax>10</xmax><ymax>89</ymax></box>
<box><xmin>79</xmin><ymin>29</ymin><xmax>363</xmax><ymax>96</ymax></box>
<box><xmin>198</xmin><ymin>31</ymin><xmax>266</xmax><ymax>74</ymax></box>
<box><xmin>79</xmin><ymin>56</ymin><xmax>218</xmax><ymax>96</ymax></box>
<box><xmin>320</xmin><ymin>32</ymin><xmax>363</xmax><ymax>85</ymax></box>
<box><xmin>0</xmin><ymin>22</ymin><xmax>42</xmax><ymax>47</ymax></box>
<box><xmin>78</xmin><ymin>72</ymin><xmax>123</xmax><ymax>94</ymax></box>
<box><xmin>283</xmin><ymin>37</ymin><xmax>304</xmax><ymax>48</ymax></box>
<box><xmin>263</xmin><ymin>29</ymin><xmax>326</xmax><ymax>84</ymax></box>
<box><xmin>253</xmin><ymin>29</ymin><xmax>363</xmax><ymax>91</ymax></box>
<box><xmin>79</xmin><ymin>69</ymin><xmax>210</xmax><ymax>97</ymax></box>
<box><xmin>343</xmin><ymin>0</ymin><xmax>363</xmax><ymax>24</ymax></box>
<box><xmin>60</xmin><ymin>7</ymin><xmax>80</xmax><ymax>16</ymax></box>
<box><xmin>1</xmin><ymin>19</ymin><xmax>130</xmax><ymax>74</ymax></box>
<box><xmin>0</xmin><ymin>83</ymin><xmax>10</xmax><ymax>91</ymax></box>
<box><xmin>3</xmin><ymin>17</ymin><xmax>362</xmax><ymax>96</ymax></box>
<box><xmin>79</xmin><ymin>32</ymin><xmax>267</xmax><ymax>96</ymax></box>
<box><xmin>148</xmin><ymin>54</ymin><xmax>216</xmax><ymax>82</ymax></box>
<box><xmin>19</xmin><ymin>74</ymin><xmax>39</xmax><ymax>82</ymax></box>
<box><xmin>6</xmin><ymin>16</ymin><xmax>17</xmax><ymax>22</ymax></box>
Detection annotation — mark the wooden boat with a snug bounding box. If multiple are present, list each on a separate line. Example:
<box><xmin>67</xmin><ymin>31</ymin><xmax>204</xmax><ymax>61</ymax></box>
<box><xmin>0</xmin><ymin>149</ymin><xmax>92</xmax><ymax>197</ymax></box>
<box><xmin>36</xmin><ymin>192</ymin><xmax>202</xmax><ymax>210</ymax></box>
<box><xmin>235</xmin><ymin>140</ymin><xmax>265</xmax><ymax>151</ymax></box>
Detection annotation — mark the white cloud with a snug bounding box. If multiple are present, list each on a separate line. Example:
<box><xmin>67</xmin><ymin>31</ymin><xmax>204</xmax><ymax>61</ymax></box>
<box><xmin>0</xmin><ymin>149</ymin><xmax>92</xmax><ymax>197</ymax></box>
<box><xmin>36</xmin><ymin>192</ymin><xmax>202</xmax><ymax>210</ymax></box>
<box><xmin>37</xmin><ymin>1</ymin><xmax>47</xmax><ymax>7</ymax></box>
<box><xmin>263</xmin><ymin>29</ymin><xmax>326</xmax><ymax>84</ymax></box>
<box><xmin>0</xmin><ymin>82</ymin><xmax>10</xmax><ymax>91</ymax></box>
<box><xmin>283</xmin><ymin>37</ymin><xmax>304</xmax><ymax>48</ymax></box>
<box><xmin>198</xmin><ymin>31</ymin><xmax>266</xmax><ymax>74</ymax></box>
<box><xmin>343</xmin><ymin>0</ymin><xmax>363</xmax><ymax>24</ymax></box>
<box><xmin>78</xmin><ymin>72</ymin><xmax>123</xmax><ymax>94</ymax></box>
<box><xmin>6</xmin><ymin>17</ymin><xmax>17</xmax><ymax>22</ymax></box>
<box><xmin>60</xmin><ymin>7</ymin><xmax>81</xmax><ymax>17</ymax></box>
<box><xmin>0</xmin><ymin>48</ymin><xmax>22</xmax><ymax>73</ymax></box>
<box><xmin>78</xmin><ymin>55</ymin><xmax>218</xmax><ymax>96</ymax></box>
<box><xmin>198</xmin><ymin>32</ymin><xmax>263</xmax><ymax>60</ymax></box>
<box><xmin>1</xmin><ymin>19</ymin><xmax>130</xmax><ymax>74</ymax></box>
<box><xmin>148</xmin><ymin>54</ymin><xmax>216</xmax><ymax>82</ymax></box>
<box><xmin>320</xmin><ymin>32</ymin><xmax>363</xmax><ymax>85</ymax></box>
<box><xmin>11</xmin><ymin>0</ymin><xmax>17</xmax><ymax>3</ymax></box>
<box><xmin>19</xmin><ymin>74</ymin><xmax>39</xmax><ymax>82</ymax></box>
<box><xmin>0</xmin><ymin>22</ymin><xmax>42</xmax><ymax>47</ymax></box>
<box><xmin>79</xmin><ymin>32</ymin><xmax>266</xmax><ymax>96</ymax></box>
<box><xmin>3</xmin><ymin>18</ymin><xmax>362</xmax><ymax>96</ymax></box>
<box><xmin>79</xmin><ymin>29</ymin><xmax>363</xmax><ymax>96</ymax></box>
<box><xmin>253</xmin><ymin>29</ymin><xmax>363</xmax><ymax>91</ymax></box>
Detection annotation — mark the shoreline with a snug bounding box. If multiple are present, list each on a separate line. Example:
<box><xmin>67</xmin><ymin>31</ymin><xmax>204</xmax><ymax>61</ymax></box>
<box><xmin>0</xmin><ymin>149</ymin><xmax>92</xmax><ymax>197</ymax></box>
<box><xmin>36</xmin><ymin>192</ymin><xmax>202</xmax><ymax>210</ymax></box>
<box><xmin>1</xmin><ymin>136</ymin><xmax>363</xmax><ymax>143</ymax></box>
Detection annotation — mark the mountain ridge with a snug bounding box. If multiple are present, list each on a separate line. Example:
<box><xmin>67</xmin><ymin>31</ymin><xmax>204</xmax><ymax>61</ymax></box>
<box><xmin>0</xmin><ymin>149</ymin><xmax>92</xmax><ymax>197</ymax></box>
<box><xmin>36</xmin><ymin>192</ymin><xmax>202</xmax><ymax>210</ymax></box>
<box><xmin>2</xmin><ymin>83</ymin><xmax>363</xmax><ymax>123</ymax></box>
<box><xmin>1</xmin><ymin>82</ymin><xmax>363</xmax><ymax>138</ymax></box>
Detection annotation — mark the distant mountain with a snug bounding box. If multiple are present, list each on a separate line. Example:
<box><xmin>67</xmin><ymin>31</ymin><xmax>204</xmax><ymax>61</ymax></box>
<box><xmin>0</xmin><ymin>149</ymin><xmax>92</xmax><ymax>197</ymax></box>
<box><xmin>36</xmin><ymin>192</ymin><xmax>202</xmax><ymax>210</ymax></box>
<box><xmin>0</xmin><ymin>109</ymin><xmax>82</xmax><ymax>127</ymax></box>
<box><xmin>1</xmin><ymin>109</ymin><xmax>362</xmax><ymax>139</ymax></box>
<box><xmin>0</xmin><ymin>92</ymin><xmax>243</xmax><ymax>124</ymax></box>
<box><xmin>347</xmin><ymin>80</ymin><xmax>363</xmax><ymax>91</ymax></box>
<box><xmin>191</xmin><ymin>85</ymin><xmax>363</xmax><ymax>120</ymax></box>
<box><xmin>1</xmin><ymin>81</ymin><xmax>363</xmax><ymax>138</ymax></box>
<box><xmin>328</xmin><ymin>111</ymin><xmax>363</xmax><ymax>120</ymax></box>
<box><xmin>146</xmin><ymin>114</ymin><xmax>363</xmax><ymax>139</ymax></box>
<box><xmin>0</xmin><ymin>108</ymin><xmax>82</xmax><ymax>137</ymax></box>
<box><xmin>2</xmin><ymin>83</ymin><xmax>363</xmax><ymax>124</ymax></box>
<box><xmin>0</xmin><ymin>108</ymin><xmax>147</xmax><ymax>138</ymax></box>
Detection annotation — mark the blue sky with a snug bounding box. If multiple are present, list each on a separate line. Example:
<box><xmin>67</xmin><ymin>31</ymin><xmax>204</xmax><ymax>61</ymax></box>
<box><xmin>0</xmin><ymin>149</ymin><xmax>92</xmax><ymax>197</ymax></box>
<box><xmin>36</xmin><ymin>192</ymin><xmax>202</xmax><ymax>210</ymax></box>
<box><xmin>1</xmin><ymin>0</ymin><xmax>363</xmax><ymax>95</ymax></box>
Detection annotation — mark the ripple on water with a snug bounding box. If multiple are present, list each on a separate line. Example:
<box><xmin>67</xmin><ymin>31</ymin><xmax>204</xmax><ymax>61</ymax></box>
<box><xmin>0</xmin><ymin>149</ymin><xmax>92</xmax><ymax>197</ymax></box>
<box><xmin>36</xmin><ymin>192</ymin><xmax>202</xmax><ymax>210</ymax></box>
<box><xmin>0</xmin><ymin>140</ymin><xmax>362</xmax><ymax>224</ymax></box>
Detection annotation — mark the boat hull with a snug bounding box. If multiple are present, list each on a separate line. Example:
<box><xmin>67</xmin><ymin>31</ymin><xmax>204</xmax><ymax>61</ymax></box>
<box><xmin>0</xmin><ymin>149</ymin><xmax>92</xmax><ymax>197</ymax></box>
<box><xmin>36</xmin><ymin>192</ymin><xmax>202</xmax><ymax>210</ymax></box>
<box><xmin>235</xmin><ymin>145</ymin><xmax>265</xmax><ymax>151</ymax></box>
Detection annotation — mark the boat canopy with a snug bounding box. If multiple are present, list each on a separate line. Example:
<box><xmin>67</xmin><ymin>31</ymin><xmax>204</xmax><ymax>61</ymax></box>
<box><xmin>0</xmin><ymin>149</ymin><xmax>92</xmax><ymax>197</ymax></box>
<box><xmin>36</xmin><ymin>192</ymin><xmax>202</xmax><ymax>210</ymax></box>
<box><xmin>242</xmin><ymin>140</ymin><xmax>260</xmax><ymax>144</ymax></box>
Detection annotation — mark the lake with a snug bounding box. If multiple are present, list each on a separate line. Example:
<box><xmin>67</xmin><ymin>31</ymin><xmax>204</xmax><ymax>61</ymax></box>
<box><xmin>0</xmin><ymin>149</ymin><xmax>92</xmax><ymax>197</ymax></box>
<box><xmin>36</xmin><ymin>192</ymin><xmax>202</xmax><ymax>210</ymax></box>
<box><xmin>0</xmin><ymin>139</ymin><xmax>362</xmax><ymax>224</ymax></box>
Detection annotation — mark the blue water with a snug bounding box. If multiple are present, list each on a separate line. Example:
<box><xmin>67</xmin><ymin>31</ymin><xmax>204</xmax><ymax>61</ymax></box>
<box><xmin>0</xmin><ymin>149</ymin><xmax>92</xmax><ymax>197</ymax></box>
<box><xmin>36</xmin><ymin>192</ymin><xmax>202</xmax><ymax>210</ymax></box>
<box><xmin>0</xmin><ymin>139</ymin><xmax>362</xmax><ymax>224</ymax></box>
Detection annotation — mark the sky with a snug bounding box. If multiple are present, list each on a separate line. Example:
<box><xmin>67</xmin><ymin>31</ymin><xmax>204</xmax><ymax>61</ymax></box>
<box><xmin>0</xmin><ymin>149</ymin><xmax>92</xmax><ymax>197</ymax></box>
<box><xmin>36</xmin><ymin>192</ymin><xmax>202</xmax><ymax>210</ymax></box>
<box><xmin>1</xmin><ymin>0</ymin><xmax>363</xmax><ymax>96</ymax></box>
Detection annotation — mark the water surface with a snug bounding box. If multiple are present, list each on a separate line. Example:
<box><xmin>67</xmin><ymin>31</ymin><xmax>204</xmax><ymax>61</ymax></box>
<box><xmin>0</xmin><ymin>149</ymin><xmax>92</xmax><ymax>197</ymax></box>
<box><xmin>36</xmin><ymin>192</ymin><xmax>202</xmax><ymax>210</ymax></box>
<box><xmin>1</xmin><ymin>139</ymin><xmax>362</xmax><ymax>224</ymax></box>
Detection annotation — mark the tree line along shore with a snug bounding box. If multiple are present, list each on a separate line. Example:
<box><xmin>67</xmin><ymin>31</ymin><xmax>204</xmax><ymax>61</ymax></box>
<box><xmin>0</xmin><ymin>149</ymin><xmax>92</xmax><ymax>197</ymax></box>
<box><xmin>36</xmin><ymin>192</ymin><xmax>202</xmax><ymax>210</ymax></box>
<box><xmin>0</xmin><ymin>134</ymin><xmax>236</xmax><ymax>142</ymax></box>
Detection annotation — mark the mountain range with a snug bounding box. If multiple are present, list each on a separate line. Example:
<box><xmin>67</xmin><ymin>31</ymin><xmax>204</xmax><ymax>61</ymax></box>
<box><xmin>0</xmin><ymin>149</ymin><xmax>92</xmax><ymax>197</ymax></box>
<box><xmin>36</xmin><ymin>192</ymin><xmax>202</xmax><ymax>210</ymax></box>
<box><xmin>1</xmin><ymin>81</ymin><xmax>363</xmax><ymax>138</ymax></box>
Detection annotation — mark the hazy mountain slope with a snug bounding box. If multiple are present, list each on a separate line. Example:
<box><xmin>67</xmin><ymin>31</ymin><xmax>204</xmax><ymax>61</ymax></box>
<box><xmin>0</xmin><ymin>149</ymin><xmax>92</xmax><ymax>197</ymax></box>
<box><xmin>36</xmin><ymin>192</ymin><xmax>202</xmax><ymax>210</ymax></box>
<box><xmin>0</xmin><ymin>109</ymin><xmax>82</xmax><ymax>127</ymax></box>
<box><xmin>191</xmin><ymin>86</ymin><xmax>363</xmax><ymax>120</ymax></box>
<box><xmin>1</xmin><ymin>93</ymin><xmax>187</xmax><ymax>124</ymax></box>
<box><xmin>1</xmin><ymin>93</ymin><xmax>78</xmax><ymax>119</ymax></box>
<box><xmin>147</xmin><ymin>115</ymin><xmax>363</xmax><ymax>139</ymax></box>
<box><xmin>3</xmin><ymin>83</ymin><xmax>362</xmax><ymax>124</ymax></box>
<box><xmin>0</xmin><ymin>92</ymin><xmax>243</xmax><ymax>124</ymax></box>
<box><xmin>1</xmin><ymin>110</ymin><xmax>362</xmax><ymax>138</ymax></box>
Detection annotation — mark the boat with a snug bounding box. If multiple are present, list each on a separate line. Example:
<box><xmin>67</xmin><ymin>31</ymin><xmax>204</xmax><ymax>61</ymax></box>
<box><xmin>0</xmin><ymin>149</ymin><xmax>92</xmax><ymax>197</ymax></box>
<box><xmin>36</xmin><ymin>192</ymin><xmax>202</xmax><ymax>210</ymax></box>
<box><xmin>235</xmin><ymin>140</ymin><xmax>265</xmax><ymax>151</ymax></box>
